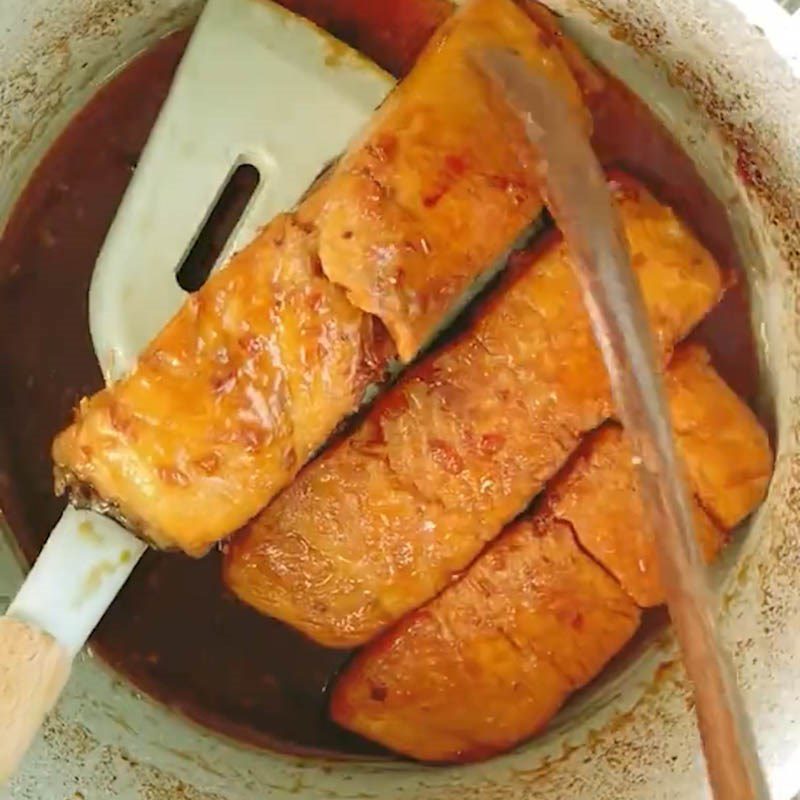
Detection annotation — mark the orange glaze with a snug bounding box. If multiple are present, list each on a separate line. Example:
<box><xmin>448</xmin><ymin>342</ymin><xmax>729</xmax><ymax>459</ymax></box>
<box><xmin>223</xmin><ymin>175</ymin><xmax>723</xmax><ymax>648</ymax></box>
<box><xmin>297</xmin><ymin>0</ymin><xmax>589</xmax><ymax>359</ymax></box>
<box><xmin>52</xmin><ymin>216</ymin><xmax>391</xmax><ymax>555</ymax></box>
<box><xmin>51</xmin><ymin>0</ymin><xmax>588</xmax><ymax>555</ymax></box>
<box><xmin>330</xmin><ymin>347</ymin><xmax>772</xmax><ymax>762</ymax></box>
<box><xmin>549</xmin><ymin>345</ymin><xmax>772</xmax><ymax>607</ymax></box>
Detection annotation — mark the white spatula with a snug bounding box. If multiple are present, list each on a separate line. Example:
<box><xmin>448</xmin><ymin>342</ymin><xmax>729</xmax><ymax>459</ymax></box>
<box><xmin>0</xmin><ymin>0</ymin><xmax>392</xmax><ymax>781</ymax></box>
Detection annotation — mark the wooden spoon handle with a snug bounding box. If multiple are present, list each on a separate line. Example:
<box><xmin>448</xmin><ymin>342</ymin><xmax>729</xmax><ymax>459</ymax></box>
<box><xmin>473</xmin><ymin>48</ymin><xmax>769</xmax><ymax>800</ymax></box>
<box><xmin>0</xmin><ymin>616</ymin><xmax>71</xmax><ymax>784</ymax></box>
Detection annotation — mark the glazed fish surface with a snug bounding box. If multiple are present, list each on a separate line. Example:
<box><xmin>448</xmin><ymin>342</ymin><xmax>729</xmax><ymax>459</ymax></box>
<box><xmin>223</xmin><ymin>175</ymin><xmax>724</xmax><ymax>646</ymax></box>
<box><xmin>52</xmin><ymin>0</ymin><xmax>587</xmax><ymax>555</ymax></box>
<box><xmin>331</xmin><ymin>346</ymin><xmax>771</xmax><ymax>762</ymax></box>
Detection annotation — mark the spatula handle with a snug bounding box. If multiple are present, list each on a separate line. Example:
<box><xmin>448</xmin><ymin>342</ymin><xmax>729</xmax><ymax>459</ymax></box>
<box><xmin>0</xmin><ymin>507</ymin><xmax>144</xmax><ymax>783</ymax></box>
<box><xmin>0</xmin><ymin>617</ymin><xmax>71</xmax><ymax>783</ymax></box>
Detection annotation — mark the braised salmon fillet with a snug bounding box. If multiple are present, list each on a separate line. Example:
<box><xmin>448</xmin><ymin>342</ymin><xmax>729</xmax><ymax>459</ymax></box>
<box><xmin>332</xmin><ymin>516</ymin><xmax>639</xmax><ymax>764</ymax></box>
<box><xmin>223</xmin><ymin>175</ymin><xmax>724</xmax><ymax>645</ymax></box>
<box><xmin>297</xmin><ymin>0</ymin><xmax>591</xmax><ymax>360</ymax></box>
<box><xmin>551</xmin><ymin>345</ymin><xmax>772</xmax><ymax>606</ymax></box>
<box><xmin>52</xmin><ymin>0</ymin><xmax>587</xmax><ymax>555</ymax></box>
<box><xmin>330</xmin><ymin>348</ymin><xmax>772</xmax><ymax>762</ymax></box>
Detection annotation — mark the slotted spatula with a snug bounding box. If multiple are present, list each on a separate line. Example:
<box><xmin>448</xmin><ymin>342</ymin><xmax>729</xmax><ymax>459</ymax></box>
<box><xmin>0</xmin><ymin>0</ymin><xmax>392</xmax><ymax>781</ymax></box>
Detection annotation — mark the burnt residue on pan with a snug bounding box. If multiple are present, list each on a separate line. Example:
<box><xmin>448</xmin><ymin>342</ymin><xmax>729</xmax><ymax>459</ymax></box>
<box><xmin>0</xmin><ymin>0</ymin><xmax>765</xmax><ymax>761</ymax></box>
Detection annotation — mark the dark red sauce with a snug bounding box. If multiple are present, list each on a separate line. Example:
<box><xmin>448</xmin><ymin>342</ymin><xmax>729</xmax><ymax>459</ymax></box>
<box><xmin>0</xmin><ymin>0</ymin><xmax>761</xmax><ymax>759</ymax></box>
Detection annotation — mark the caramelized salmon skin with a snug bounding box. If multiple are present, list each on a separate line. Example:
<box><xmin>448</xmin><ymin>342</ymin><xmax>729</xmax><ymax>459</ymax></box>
<box><xmin>223</xmin><ymin>176</ymin><xmax>723</xmax><ymax>644</ymax></box>
<box><xmin>299</xmin><ymin>0</ymin><xmax>589</xmax><ymax>360</ymax></box>
<box><xmin>330</xmin><ymin>349</ymin><xmax>771</xmax><ymax>762</ymax></box>
<box><xmin>52</xmin><ymin>0</ymin><xmax>586</xmax><ymax>555</ymax></box>
<box><xmin>552</xmin><ymin>345</ymin><xmax>772</xmax><ymax>606</ymax></box>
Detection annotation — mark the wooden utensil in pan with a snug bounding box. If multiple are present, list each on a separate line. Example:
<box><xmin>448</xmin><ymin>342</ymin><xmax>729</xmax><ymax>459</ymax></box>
<box><xmin>473</xmin><ymin>47</ymin><xmax>769</xmax><ymax>800</ymax></box>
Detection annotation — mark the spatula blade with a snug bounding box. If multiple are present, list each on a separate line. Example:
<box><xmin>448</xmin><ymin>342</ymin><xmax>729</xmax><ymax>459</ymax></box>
<box><xmin>89</xmin><ymin>0</ymin><xmax>393</xmax><ymax>381</ymax></box>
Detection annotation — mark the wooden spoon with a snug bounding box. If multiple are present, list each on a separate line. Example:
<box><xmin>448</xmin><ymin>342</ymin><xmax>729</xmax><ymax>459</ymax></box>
<box><xmin>473</xmin><ymin>46</ymin><xmax>770</xmax><ymax>800</ymax></box>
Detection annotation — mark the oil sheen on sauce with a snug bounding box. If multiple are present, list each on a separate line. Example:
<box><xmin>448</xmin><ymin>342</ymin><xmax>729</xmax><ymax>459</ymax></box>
<box><xmin>0</xmin><ymin>0</ymin><xmax>761</xmax><ymax>759</ymax></box>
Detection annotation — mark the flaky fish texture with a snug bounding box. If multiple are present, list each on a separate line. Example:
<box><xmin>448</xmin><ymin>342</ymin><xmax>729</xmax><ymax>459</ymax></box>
<box><xmin>52</xmin><ymin>0</ymin><xmax>587</xmax><ymax>555</ymax></box>
<box><xmin>330</xmin><ymin>347</ymin><xmax>771</xmax><ymax>762</ymax></box>
<box><xmin>223</xmin><ymin>175</ymin><xmax>724</xmax><ymax>645</ymax></box>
